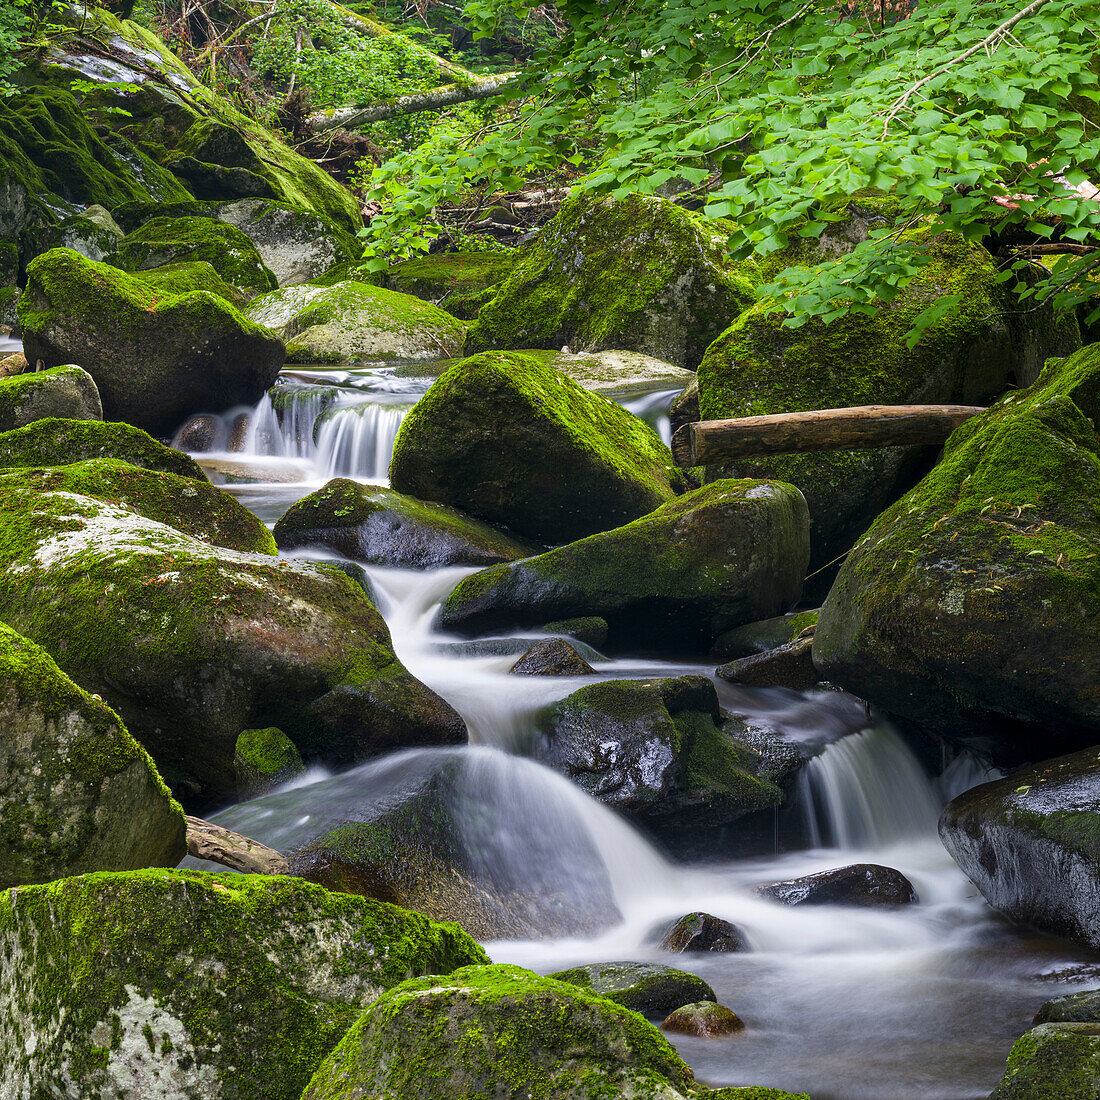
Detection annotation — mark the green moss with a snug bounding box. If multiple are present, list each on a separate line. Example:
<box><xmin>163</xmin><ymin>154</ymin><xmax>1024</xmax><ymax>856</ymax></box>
<box><xmin>137</xmin><ymin>260</ymin><xmax>249</xmax><ymax>307</ymax></box>
<box><xmin>235</xmin><ymin>726</ymin><xmax>301</xmax><ymax>775</ymax></box>
<box><xmin>0</xmin><ymin>869</ymin><xmax>487</xmax><ymax>1097</ymax></box>
<box><xmin>705</xmin><ymin>1090</ymin><xmax>812</xmax><ymax>1100</ymax></box>
<box><xmin>385</xmin><ymin>252</ymin><xmax>514</xmax><ymax>309</ymax></box>
<box><xmin>469</xmin><ymin>192</ymin><xmax>758</xmax><ymax>368</ymax></box>
<box><xmin>989</xmin><ymin>1023</ymin><xmax>1100</xmax><ymax>1099</ymax></box>
<box><xmin>0</xmin><ymin>364</ymin><xmax>100</xmax><ymax>430</ymax></box>
<box><xmin>0</xmin><ymin>418</ymin><xmax>205</xmax><ymax>479</ymax></box>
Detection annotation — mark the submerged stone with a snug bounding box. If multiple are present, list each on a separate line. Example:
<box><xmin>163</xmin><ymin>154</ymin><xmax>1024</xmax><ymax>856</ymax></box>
<box><xmin>0</xmin><ymin>364</ymin><xmax>102</xmax><ymax>431</ymax></box>
<box><xmin>391</xmin><ymin>351</ymin><xmax>686</xmax><ymax>544</ymax></box>
<box><xmin>0</xmin><ymin>621</ymin><xmax>185</xmax><ymax>887</ymax></box>
<box><xmin>661</xmin><ymin>1002</ymin><xmax>745</xmax><ymax>1037</ymax></box>
<box><xmin>550</xmin><ymin>961</ymin><xmax>716</xmax><ymax>1020</ymax></box>
<box><xmin>302</xmin><ymin>963</ymin><xmax>697</xmax><ymax>1100</ymax></box>
<box><xmin>0</xmin><ymin>869</ymin><xmax>487</xmax><ymax>1099</ymax></box>
<box><xmin>659</xmin><ymin>911</ymin><xmax>750</xmax><ymax>953</ymax></box>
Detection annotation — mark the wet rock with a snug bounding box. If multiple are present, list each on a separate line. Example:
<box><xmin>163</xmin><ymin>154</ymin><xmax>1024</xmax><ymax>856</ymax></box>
<box><xmin>542</xmin><ymin>616</ymin><xmax>609</xmax><ymax>648</ymax></box>
<box><xmin>550</xmin><ymin>961</ymin><xmax>716</xmax><ymax>1020</ymax></box>
<box><xmin>497</xmin><ymin>347</ymin><xmax>695</xmax><ymax>393</ymax></box>
<box><xmin>717</xmin><ymin>635</ymin><xmax>818</xmax><ymax>691</ymax></box>
<box><xmin>814</xmin><ymin>344</ymin><xmax>1100</xmax><ymax>743</ymax></box>
<box><xmin>440</xmin><ymin>479</ymin><xmax>809</xmax><ymax>654</ymax></box>
<box><xmin>1035</xmin><ymin>990</ymin><xmax>1100</xmax><ymax>1025</ymax></box>
<box><xmin>711</xmin><ymin>610</ymin><xmax>820</xmax><ymax>660</ymax></box>
<box><xmin>0</xmin><ymin>352</ymin><xmax>27</xmax><ymax>377</ymax></box>
<box><xmin>537</xmin><ymin>677</ymin><xmax>785</xmax><ymax>829</ymax></box>
<box><xmin>468</xmin><ymin>192</ymin><xmax>758</xmax><ymax>368</ymax></box>
<box><xmin>174</xmin><ymin>413</ymin><xmax>221</xmax><ymax>452</ymax></box>
<box><xmin>0</xmin><ymin>463</ymin><xmax>463</xmax><ymax>804</ymax></box>
<box><xmin>659</xmin><ymin>912</ymin><xmax>751</xmax><ymax>953</ymax></box>
<box><xmin>0</xmin><ymin>869</ymin><xmax>486</xmax><ymax>1099</ymax></box>
<box><xmin>22</xmin><ymin>205</ymin><xmax>124</xmax><ymax>265</ymax></box>
<box><xmin>234</xmin><ymin>726</ymin><xmax>305</xmax><ymax>799</ymax></box>
<box><xmin>390</xmin><ymin>351</ymin><xmax>686</xmax><ymax>545</ymax></box>
<box><xmin>755</xmin><ymin>864</ymin><xmax>917</xmax><ymax>907</ymax></box>
<box><xmin>20</xmin><ymin>249</ymin><xmax>284</xmax><ymax>435</ymax></box>
<box><xmin>246</xmin><ymin>280</ymin><xmax>465</xmax><ymax>363</ymax></box>
<box><xmin>510</xmin><ymin>638</ymin><xmax>597</xmax><ymax>676</ymax></box>
<box><xmin>287</xmin><ymin>752</ymin><xmax>621</xmax><ymax>939</ymax></box>
<box><xmin>274</xmin><ymin>478</ymin><xmax>538</xmax><ymax>569</ymax></box>
<box><xmin>301</xmin><ymin>964</ymin><xmax>697</xmax><ymax>1100</ymax></box>
<box><xmin>939</xmin><ymin>747</ymin><xmax>1100</xmax><ymax>950</ymax></box>
<box><xmin>0</xmin><ymin>417</ymin><xmax>205</xmax><ymax>478</ymax></box>
<box><xmin>661</xmin><ymin>1002</ymin><xmax>745</xmax><ymax>1037</ymax></box>
<box><xmin>0</xmin><ymin>363</ymin><xmax>101</xmax><ymax>430</ymax></box>
<box><xmin>987</xmin><ymin>1022</ymin><xmax>1100</xmax><ymax>1099</ymax></box>
<box><xmin>0</xmin><ymin>621</ymin><xmax>185</xmax><ymax>887</ymax></box>
<box><xmin>697</xmin><ymin>219</ymin><xmax>1080</xmax><ymax>570</ymax></box>
<box><xmin>707</xmin><ymin>1090</ymin><xmax>811</xmax><ymax>1099</ymax></box>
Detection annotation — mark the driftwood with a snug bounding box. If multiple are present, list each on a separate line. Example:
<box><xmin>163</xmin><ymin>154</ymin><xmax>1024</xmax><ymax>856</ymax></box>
<box><xmin>671</xmin><ymin>404</ymin><xmax>987</xmax><ymax>467</ymax></box>
<box><xmin>185</xmin><ymin>815</ymin><xmax>290</xmax><ymax>875</ymax></box>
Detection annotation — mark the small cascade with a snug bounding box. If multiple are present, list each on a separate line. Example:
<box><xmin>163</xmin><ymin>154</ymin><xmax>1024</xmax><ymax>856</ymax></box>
<box><xmin>313</xmin><ymin>401</ymin><xmax>411</xmax><ymax>479</ymax></box>
<box><xmin>619</xmin><ymin>387</ymin><xmax>679</xmax><ymax>445</ymax></box>
<box><xmin>799</xmin><ymin>724</ymin><xmax>943</xmax><ymax>848</ymax></box>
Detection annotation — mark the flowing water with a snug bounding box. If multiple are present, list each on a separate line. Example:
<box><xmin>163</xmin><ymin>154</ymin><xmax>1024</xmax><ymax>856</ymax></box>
<box><xmin>175</xmin><ymin>366</ymin><xmax>1098</xmax><ymax>1098</ymax></box>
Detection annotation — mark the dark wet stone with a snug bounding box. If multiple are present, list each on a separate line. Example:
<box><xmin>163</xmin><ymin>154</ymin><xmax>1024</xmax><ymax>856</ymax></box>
<box><xmin>1035</xmin><ymin>989</ymin><xmax>1100</xmax><ymax>1025</ymax></box>
<box><xmin>509</xmin><ymin>639</ymin><xmax>596</xmax><ymax>676</ymax></box>
<box><xmin>717</xmin><ymin>635</ymin><xmax>818</xmax><ymax>690</ymax></box>
<box><xmin>173</xmin><ymin>413</ymin><xmax>220</xmax><ymax>452</ymax></box>
<box><xmin>756</xmin><ymin>863</ymin><xmax>917</xmax><ymax>907</ymax></box>
<box><xmin>550</xmin><ymin>961</ymin><xmax>716</xmax><ymax>1020</ymax></box>
<box><xmin>659</xmin><ymin>911</ymin><xmax>750</xmax><ymax>953</ymax></box>
<box><xmin>660</xmin><ymin>1001</ymin><xmax>744</xmax><ymax>1037</ymax></box>
<box><xmin>541</xmin><ymin>616</ymin><xmax>609</xmax><ymax>649</ymax></box>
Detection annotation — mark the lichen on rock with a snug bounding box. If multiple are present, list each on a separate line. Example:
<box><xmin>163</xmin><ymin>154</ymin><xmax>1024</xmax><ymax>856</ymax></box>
<box><xmin>0</xmin><ymin>364</ymin><xmax>102</xmax><ymax>431</ymax></box>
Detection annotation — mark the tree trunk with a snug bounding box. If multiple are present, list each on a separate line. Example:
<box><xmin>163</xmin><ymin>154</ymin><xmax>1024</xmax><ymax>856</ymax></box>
<box><xmin>185</xmin><ymin>815</ymin><xmax>289</xmax><ymax>875</ymax></box>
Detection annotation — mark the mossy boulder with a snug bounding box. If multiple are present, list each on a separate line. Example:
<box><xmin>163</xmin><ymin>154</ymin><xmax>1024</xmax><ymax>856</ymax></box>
<box><xmin>19</xmin><ymin>249</ymin><xmax>284</xmax><ymax>435</ymax></box>
<box><xmin>234</xmin><ymin>726</ymin><xmax>305</xmax><ymax>799</ymax></box>
<box><xmin>138</xmin><ymin>259</ymin><xmax>250</xmax><ymax>308</ymax></box>
<box><xmin>469</xmin><ymin>192</ymin><xmax>758</xmax><ymax>368</ymax></box>
<box><xmin>0</xmin><ymin>364</ymin><xmax>102</xmax><ymax>431</ymax></box>
<box><xmin>813</xmin><ymin>344</ymin><xmax>1100</xmax><ymax>741</ymax></box>
<box><xmin>706</xmin><ymin>1091</ymin><xmax>810</xmax><ymax>1099</ymax></box>
<box><xmin>245</xmin><ymin>280</ymin><xmax>466</xmax><ymax>363</ymax></box>
<box><xmin>711</xmin><ymin>610</ymin><xmax>819</xmax><ymax>660</ymax></box>
<box><xmin>0</xmin><ymin>470</ymin><xmax>464</xmax><ymax>803</ymax></box>
<box><xmin>108</xmin><ymin>215</ymin><xmax>278</xmax><ymax>295</ymax></box>
<box><xmin>1036</xmin><ymin>991</ymin><xmax>1100</xmax><ymax>1025</ymax></box>
<box><xmin>537</xmin><ymin>676</ymin><xmax>784</xmax><ymax>829</ymax></box>
<box><xmin>285</xmin><ymin>750</ymin><xmax>620</xmax><ymax>939</ymax></box>
<box><xmin>302</xmin><ymin>963</ymin><xmax>697</xmax><ymax>1100</ymax></box>
<box><xmin>274</xmin><ymin>478</ymin><xmax>539</xmax><ymax>568</ymax></box>
<box><xmin>550</xmin><ymin>961</ymin><xmax>716</xmax><ymax>1020</ymax></box>
<box><xmin>391</xmin><ymin>351</ymin><xmax>687</xmax><ymax>544</ymax></box>
<box><xmin>697</xmin><ymin>229</ymin><xmax>1081</xmax><ymax>568</ymax></box>
<box><xmin>939</xmin><ymin>747</ymin><xmax>1100</xmax><ymax>950</ymax></box>
<box><xmin>0</xmin><ymin>869</ymin><xmax>487</xmax><ymax>1099</ymax></box>
<box><xmin>0</xmin><ymin>417</ymin><xmax>205</xmax><ymax>479</ymax></box>
<box><xmin>383</xmin><ymin>251</ymin><xmax>514</xmax><ymax>316</ymax></box>
<box><xmin>439</xmin><ymin>479</ymin><xmax>809</xmax><ymax>653</ymax></box>
<box><xmin>716</xmin><ymin>635</ymin><xmax>818</xmax><ymax>691</ymax></box>
<box><xmin>22</xmin><ymin>206</ymin><xmax>125</xmax><ymax>266</ymax></box>
<box><xmin>987</xmin><ymin>1023</ymin><xmax>1100</xmax><ymax>1099</ymax></box>
<box><xmin>0</xmin><ymin>621</ymin><xmax>184</xmax><ymax>887</ymax></box>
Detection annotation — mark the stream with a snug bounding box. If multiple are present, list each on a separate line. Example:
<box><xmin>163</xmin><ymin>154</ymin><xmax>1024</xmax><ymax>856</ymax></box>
<box><xmin>176</xmin><ymin>363</ymin><xmax>1096</xmax><ymax>1099</ymax></box>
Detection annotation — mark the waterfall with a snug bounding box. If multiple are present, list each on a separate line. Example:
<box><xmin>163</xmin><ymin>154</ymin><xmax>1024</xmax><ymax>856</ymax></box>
<box><xmin>314</xmin><ymin>402</ymin><xmax>410</xmax><ymax>479</ymax></box>
<box><xmin>619</xmin><ymin>387</ymin><xmax>679</xmax><ymax>445</ymax></box>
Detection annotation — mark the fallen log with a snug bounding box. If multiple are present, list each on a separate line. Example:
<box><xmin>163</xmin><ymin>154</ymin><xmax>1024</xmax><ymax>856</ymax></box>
<box><xmin>185</xmin><ymin>815</ymin><xmax>290</xmax><ymax>875</ymax></box>
<box><xmin>671</xmin><ymin>404</ymin><xmax>987</xmax><ymax>467</ymax></box>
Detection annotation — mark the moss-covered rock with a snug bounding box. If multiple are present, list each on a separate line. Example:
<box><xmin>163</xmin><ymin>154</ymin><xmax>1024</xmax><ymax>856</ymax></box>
<box><xmin>137</xmin><ymin>259</ymin><xmax>250</xmax><ymax>308</ymax></box>
<box><xmin>19</xmin><ymin>249</ymin><xmax>284</xmax><ymax>435</ymax></box>
<box><xmin>716</xmin><ymin>635</ymin><xmax>818</xmax><ymax>690</ymax></box>
<box><xmin>987</xmin><ymin>1022</ymin><xmax>1100</xmax><ymax>1099</ymax></box>
<box><xmin>509</xmin><ymin>638</ymin><xmax>597</xmax><ymax>676</ymax></box>
<box><xmin>0</xmin><ymin>417</ymin><xmax>205</xmax><ymax>479</ymax></box>
<box><xmin>661</xmin><ymin>1002</ymin><xmax>744</xmax><ymax>1037</ymax></box>
<box><xmin>813</xmin><ymin>343</ymin><xmax>1100</xmax><ymax>741</ymax></box>
<box><xmin>235</xmin><ymin>726</ymin><xmax>305</xmax><ymax>798</ymax></box>
<box><xmin>274</xmin><ymin>478</ymin><xmax>539</xmax><ymax>568</ymax></box>
<box><xmin>0</xmin><ymin>364</ymin><xmax>102</xmax><ymax>430</ymax></box>
<box><xmin>469</xmin><ymin>192</ymin><xmax>758</xmax><ymax>368</ymax></box>
<box><xmin>1036</xmin><ymin>990</ymin><xmax>1100</xmax><ymax>1025</ymax></box>
<box><xmin>391</xmin><ymin>351</ymin><xmax>687</xmax><ymax>545</ymax></box>
<box><xmin>659</xmin><ymin>912</ymin><xmax>750</xmax><ymax>953</ymax></box>
<box><xmin>0</xmin><ymin>869</ymin><xmax>487</xmax><ymax>1098</ymax></box>
<box><xmin>537</xmin><ymin>676</ymin><xmax>783</xmax><ymax>829</ymax></box>
<box><xmin>711</xmin><ymin>610</ymin><xmax>819</xmax><ymax>660</ymax></box>
<box><xmin>705</xmin><ymin>1090</ymin><xmax>810</xmax><ymax>1099</ymax></box>
<box><xmin>109</xmin><ymin>215</ymin><xmax>278</xmax><ymax>295</ymax></box>
<box><xmin>939</xmin><ymin>747</ymin><xmax>1100</xmax><ymax>950</ymax></box>
<box><xmin>22</xmin><ymin>206</ymin><xmax>125</xmax><ymax>266</ymax></box>
<box><xmin>439</xmin><ymin>479</ymin><xmax>808</xmax><ymax>653</ymax></box>
<box><xmin>0</xmin><ymin>621</ymin><xmax>184</xmax><ymax>887</ymax></box>
<box><xmin>383</xmin><ymin>251</ymin><xmax>514</xmax><ymax>316</ymax></box>
<box><xmin>302</xmin><ymin>963</ymin><xmax>698</xmax><ymax>1100</ymax></box>
<box><xmin>245</xmin><ymin>280</ymin><xmax>465</xmax><ymax>363</ymax></box>
<box><xmin>550</xmin><ymin>961</ymin><xmax>716</xmax><ymax>1020</ymax></box>
<box><xmin>697</xmin><ymin>228</ymin><xmax>1081</xmax><ymax>569</ymax></box>
<box><xmin>0</xmin><ymin>472</ymin><xmax>464</xmax><ymax>803</ymax></box>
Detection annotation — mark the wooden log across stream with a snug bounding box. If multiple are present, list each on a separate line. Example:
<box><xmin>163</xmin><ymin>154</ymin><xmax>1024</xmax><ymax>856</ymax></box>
<box><xmin>670</xmin><ymin>404</ymin><xmax>988</xmax><ymax>468</ymax></box>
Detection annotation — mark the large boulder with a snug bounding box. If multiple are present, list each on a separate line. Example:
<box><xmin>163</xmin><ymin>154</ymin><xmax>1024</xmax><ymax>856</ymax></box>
<box><xmin>135</xmin><ymin>259</ymin><xmax>250</xmax><ymax>308</ymax></box>
<box><xmin>0</xmin><ymin>621</ymin><xmax>184</xmax><ymax>886</ymax></box>
<box><xmin>301</xmin><ymin>964</ymin><xmax>698</xmax><ymax>1100</ymax></box>
<box><xmin>987</xmin><ymin>1022</ymin><xmax>1100</xmax><ymax>1100</ymax></box>
<box><xmin>391</xmin><ymin>351</ymin><xmax>687</xmax><ymax>545</ymax></box>
<box><xmin>382</xmin><ymin>251</ymin><xmax>514</xmax><ymax>316</ymax></box>
<box><xmin>439</xmin><ymin>479</ymin><xmax>809</xmax><ymax>652</ymax></box>
<box><xmin>939</xmin><ymin>747</ymin><xmax>1100</xmax><ymax>950</ymax></box>
<box><xmin>814</xmin><ymin>344</ymin><xmax>1100</xmax><ymax>742</ymax></box>
<box><xmin>245</xmin><ymin>281</ymin><xmax>466</xmax><ymax>363</ymax></box>
<box><xmin>0</xmin><ymin>869</ymin><xmax>487</xmax><ymax>1099</ymax></box>
<box><xmin>468</xmin><ymin>192</ymin><xmax>758</xmax><ymax>368</ymax></box>
<box><xmin>274</xmin><ymin>478</ymin><xmax>538</xmax><ymax>568</ymax></box>
<box><xmin>755</xmin><ymin>864</ymin><xmax>917</xmax><ymax>907</ymax></box>
<box><xmin>22</xmin><ymin>204</ymin><xmax>126</xmax><ymax>266</ymax></box>
<box><xmin>0</xmin><ymin>462</ymin><xmax>464</xmax><ymax>803</ymax></box>
<box><xmin>1036</xmin><ymin>990</ymin><xmax>1100</xmax><ymax>1025</ymax></box>
<box><xmin>550</xmin><ymin>961</ymin><xmax>717</xmax><ymax>1020</ymax></box>
<box><xmin>696</xmin><ymin>227</ymin><xmax>1081</xmax><ymax>568</ymax></box>
<box><xmin>108</xmin><ymin>215</ymin><xmax>279</xmax><ymax>295</ymax></box>
<box><xmin>19</xmin><ymin>249</ymin><xmax>285</xmax><ymax>435</ymax></box>
<box><xmin>536</xmin><ymin>676</ymin><xmax>786</xmax><ymax>828</ymax></box>
<box><xmin>0</xmin><ymin>417</ymin><xmax>205</xmax><ymax>478</ymax></box>
<box><xmin>0</xmin><ymin>364</ymin><xmax>102</xmax><ymax>430</ymax></box>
